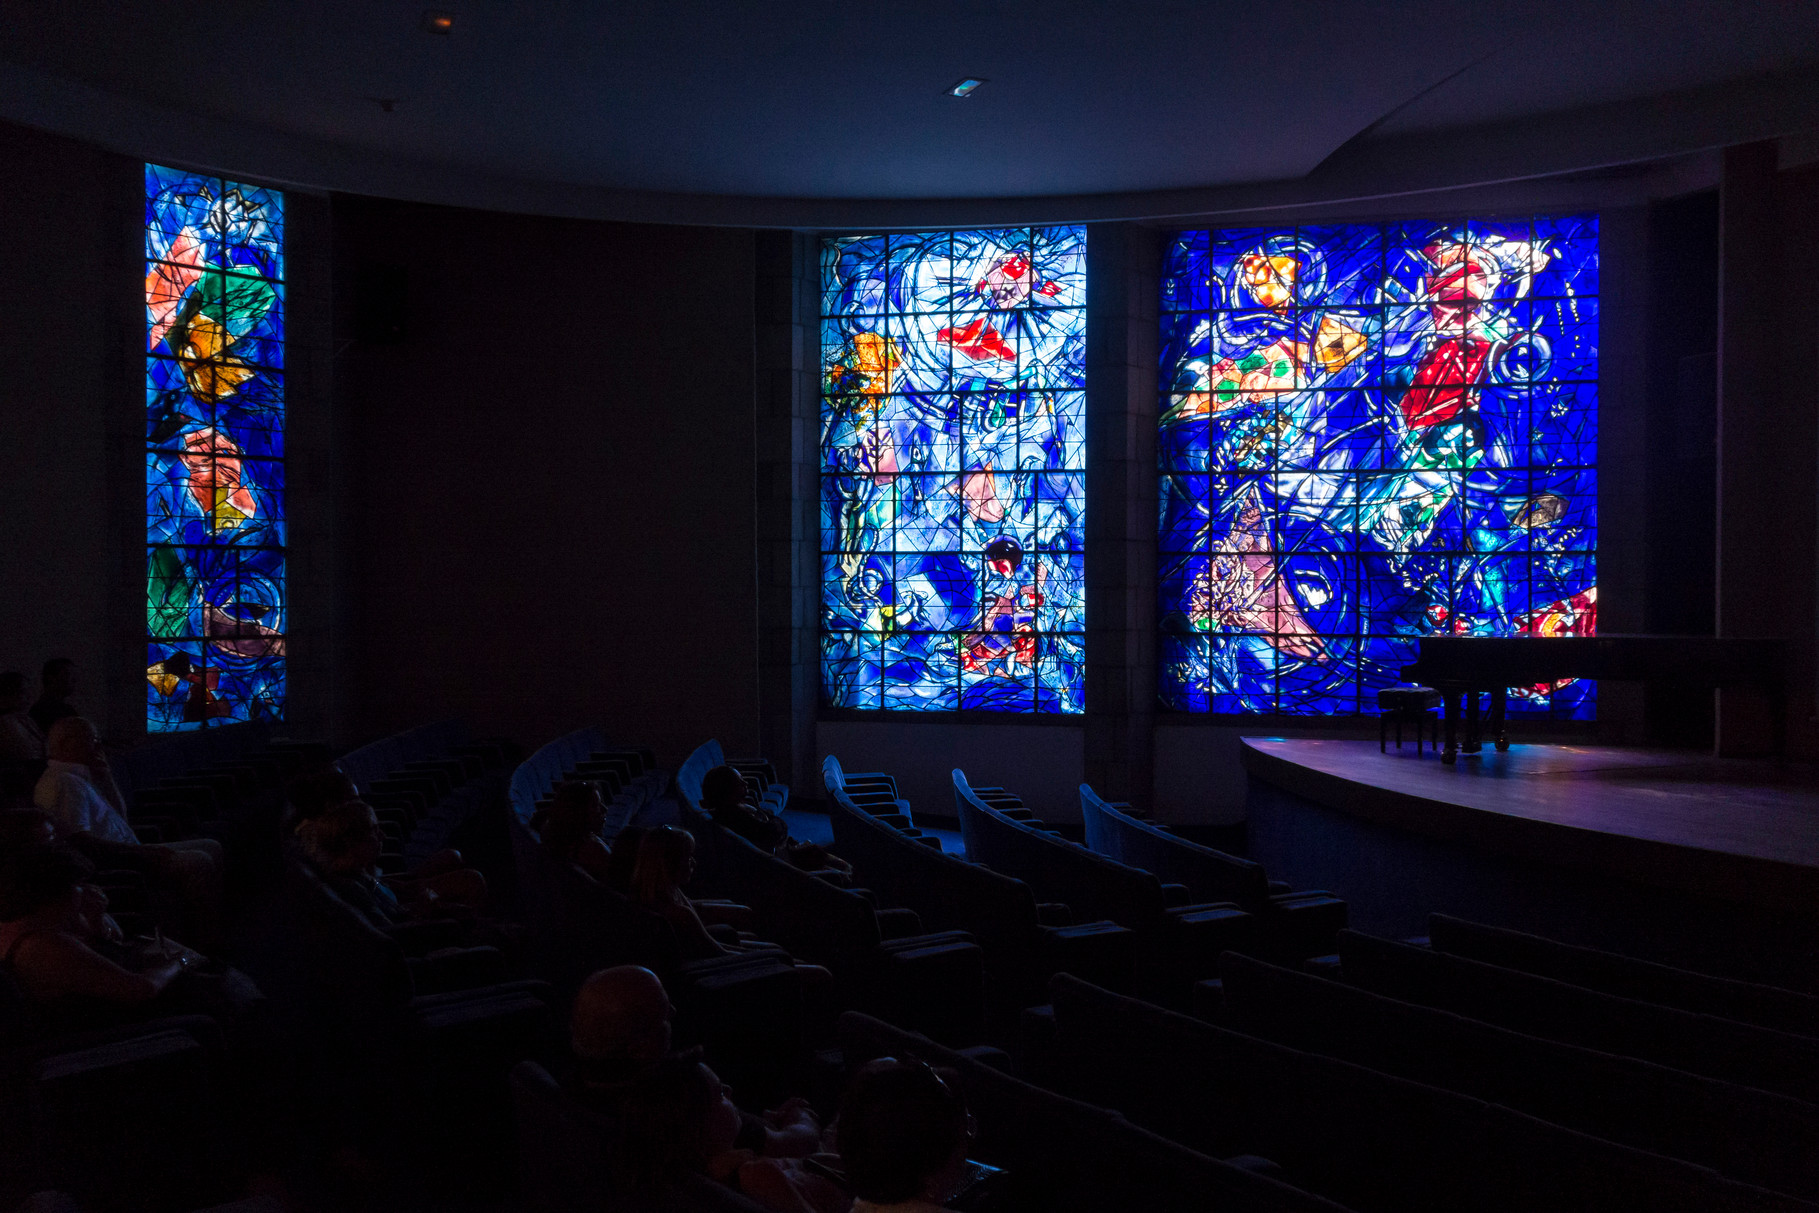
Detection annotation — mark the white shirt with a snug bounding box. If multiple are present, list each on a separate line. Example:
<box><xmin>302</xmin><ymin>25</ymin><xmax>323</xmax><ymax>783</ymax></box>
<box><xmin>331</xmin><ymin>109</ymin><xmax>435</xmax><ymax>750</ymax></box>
<box><xmin>34</xmin><ymin>760</ymin><xmax>139</xmax><ymax>846</ymax></box>
<box><xmin>0</xmin><ymin>711</ymin><xmax>43</xmax><ymax>761</ymax></box>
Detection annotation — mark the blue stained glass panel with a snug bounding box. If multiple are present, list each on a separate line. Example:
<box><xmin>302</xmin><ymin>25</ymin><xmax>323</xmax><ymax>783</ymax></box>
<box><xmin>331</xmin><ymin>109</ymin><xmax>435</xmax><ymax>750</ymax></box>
<box><xmin>821</xmin><ymin>226</ymin><xmax>1086</xmax><ymax>713</ymax></box>
<box><xmin>145</xmin><ymin>164</ymin><xmax>285</xmax><ymax>730</ymax></box>
<box><xmin>1159</xmin><ymin>216</ymin><xmax>1598</xmax><ymax>716</ymax></box>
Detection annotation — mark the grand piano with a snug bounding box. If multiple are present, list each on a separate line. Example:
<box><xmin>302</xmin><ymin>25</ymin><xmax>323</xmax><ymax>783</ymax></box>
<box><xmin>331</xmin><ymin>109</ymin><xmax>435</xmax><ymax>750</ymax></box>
<box><xmin>1401</xmin><ymin>635</ymin><xmax>1788</xmax><ymax>764</ymax></box>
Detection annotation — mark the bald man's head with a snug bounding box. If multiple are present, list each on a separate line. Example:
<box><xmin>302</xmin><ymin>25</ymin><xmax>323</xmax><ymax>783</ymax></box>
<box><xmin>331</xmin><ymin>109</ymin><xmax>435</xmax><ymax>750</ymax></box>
<box><xmin>571</xmin><ymin>965</ymin><xmax>673</xmax><ymax>1062</ymax></box>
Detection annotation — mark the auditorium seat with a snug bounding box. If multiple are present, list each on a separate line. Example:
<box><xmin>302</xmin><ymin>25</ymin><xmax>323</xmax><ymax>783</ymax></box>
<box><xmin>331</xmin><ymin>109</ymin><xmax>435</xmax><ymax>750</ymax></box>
<box><xmin>339</xmin><ymin>720</ymin><xmax>517</xmax><ymax>869</ymax></box>
<box><xmin>675</xmin><ymin>739</ymin><xmax>786</xmax><ymax>818</ymax></box>
<box><xmin>678</xmin><ymin>789</ymin><xmax>987</xmax><ymax>1047</ymax></box>
<box><xmin>1337</xmin><ymin>929</ymin><xmax>1819</xmax><ymax>1102</ymax></box>
<box><xmin>1218</xmin><ymin>951</ymin><xmax>1819</xmax><ymax>1198</ymax></box>
<box><xmin>0</xmin><ymin>986</ymin><xmax>230</xmax><ymax>1212</ymax></box>
<box><xmin>1079</xmin><ymin>782</ymin><xmax>1346</xmax><ymax>961</ymax></box>
<box><xmin>1029</xmin><ymin>973</ymin><xmax>1813</xmax><ymax>1213</ymax></box>
<box><xmin>258</xmin><ymin>858</ymin><xmax>558</xmax><ymax>1188</ymax></box>
<box><xmin>954</xmin><ymin>769</ymin><xmax>1253</xmax><ymax>1003</ymax></box>
<box><xmin>824</xmin><ymin>755</ymin><xmax>1135</xmax><ymax>1017</ymax></box>
<box><xmin>839</xmin><ymin>1011</ymin><xmax>1359</xmax><ymax>1213</ymax></box>
<box><xmin>113</xmin><ymin>723</ymin><xmax>330</xmax><ymax>880</ymax></box>
<box><xmin>1427</xmin><ymin>913</ymin><xmax>1819</xmax><ymax>1034</ymax></box>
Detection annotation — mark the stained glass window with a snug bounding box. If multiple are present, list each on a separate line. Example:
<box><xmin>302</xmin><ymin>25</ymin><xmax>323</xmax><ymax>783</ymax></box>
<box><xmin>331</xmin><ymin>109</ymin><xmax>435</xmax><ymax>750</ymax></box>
<box><xmin>144</xmin><ymin>164</ymin><xmax>286</xmax><ymax>731</ymax></box>
<box><xmin>821</xmin><ymin>227</ymin><xmax>1087</xmax><ymax>712</ymax></box>
<box><xmin>1158</xmin><ymin>216</ymin><xmax>1598</xmax><ymax>716</ymax></box>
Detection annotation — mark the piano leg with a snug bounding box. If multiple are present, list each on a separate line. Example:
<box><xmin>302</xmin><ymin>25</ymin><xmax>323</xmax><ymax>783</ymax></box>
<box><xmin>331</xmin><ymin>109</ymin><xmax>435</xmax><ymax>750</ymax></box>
<box><xmin>1492</xmin><ymin>686</ymin><xmax>1509</xmax><ymax>752</ymax></box>
<box><xmin>1463</xmin><ymin>689</ymin><xmax>1482</xmax><ymax>754</ymax></box>
<box><xmin>1441</xmin><ymin>689</ymin><xmax>1460</xmax><ymax>765</ymax></box>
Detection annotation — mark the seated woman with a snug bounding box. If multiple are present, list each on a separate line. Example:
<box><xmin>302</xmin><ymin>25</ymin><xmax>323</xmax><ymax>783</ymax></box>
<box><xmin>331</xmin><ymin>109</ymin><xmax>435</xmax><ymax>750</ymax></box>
<box><xmin>296</xmin><ymin>799</ymin><xmax>485</xmax><ymax>923</ymax></box>
<box><xmin>286</xmin><ymin>764</ymin><xmax>474</xmax><ymax>895</ymax></box>
<box><xmin>627</xmin><ymin>826</ymin><xmax>755</xmax><ymax>960</ymax></box>
<box><xmin>606</xmin><ymin>822</ymin><xmax>752</xmax><ymax>934</ymax></box>
<box><xmin>0</xmin><ymin>843</ymin><xmax>210</xmax><ymax>1021</ymax></box>
<box><xmin>537</xmin><ymin>780</ymin><xmax>615</xmax><ymax>885</ymax></box>
<box><xmin>700</xmin><ymin>765</ymin><xmax>853</xmax><ymax>879</ymax></box>
<box><xmin>837</xmin><ymin>1058</ymin><xmax>978</xmax><ymax>1213</ymax></box>
<box><xmin>620</xmin><ymin>1055</ymin><xmax>847</xmax><ymax>1213</ymax></box>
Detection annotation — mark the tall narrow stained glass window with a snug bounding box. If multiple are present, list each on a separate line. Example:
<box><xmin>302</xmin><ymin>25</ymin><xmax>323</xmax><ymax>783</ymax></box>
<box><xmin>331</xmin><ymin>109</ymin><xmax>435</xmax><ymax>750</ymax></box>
<box><xmin>821</xmin><ymin>227</ymin><xmax>1087</xmax><ymax>712</ymax></box>
<box><xmin>144</xmin><ymin>165</ymin><xmax>286</xmax><ymax>730</ymax></box>
<box><xmin>1158</xmin><ymin>216</ymin><xmax>1598</xmax><ymax>715</ymax></box>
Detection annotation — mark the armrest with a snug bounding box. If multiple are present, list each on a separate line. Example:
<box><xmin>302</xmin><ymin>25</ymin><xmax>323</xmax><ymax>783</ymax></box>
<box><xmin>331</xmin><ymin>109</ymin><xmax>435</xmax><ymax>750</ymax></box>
<box><xmin>1034</xmin><ymin>902</ymin><xmax>1073</xmax><ymax>927</ymax></box>
<box><xmin>1159</xmin><ymin>882</ymin><xmax>1191</xmax><ymax>908</ymax></box>
<box><xmin>913</xmin><ymin>834</ymin><xmax>943</xmax><ymax>849</ymax></box>
<box><xmin>407</xmin><ymin>945</ymin><xmax>507</xmax><ymax>995</ymax></box>
<box><xmin>1036</xmin><ymin>920</ymin><xmax>1135</xmax><ymax>994</ymax></box>
<box><xmin>807</xmin><ymin>868</ymin><xmax>852</xmax><ymax>887</ymax></box>
<box><xmin>384</xmin><ymin>917</ymin><xmax>469</xmax><ymax>954</ymax></box>
<box><xmin>1163</xmin><ymin>905</ymin><xmax>1257</xmax><ymax>968</ymax></box>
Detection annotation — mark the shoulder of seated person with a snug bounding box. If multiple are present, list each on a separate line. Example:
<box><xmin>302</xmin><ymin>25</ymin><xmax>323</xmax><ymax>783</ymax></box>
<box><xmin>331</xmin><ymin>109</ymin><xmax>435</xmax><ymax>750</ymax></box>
<box><xmin>11</xmin><ymin>929</ymin><xmax>90</xmax><ymax>961</ymax></box>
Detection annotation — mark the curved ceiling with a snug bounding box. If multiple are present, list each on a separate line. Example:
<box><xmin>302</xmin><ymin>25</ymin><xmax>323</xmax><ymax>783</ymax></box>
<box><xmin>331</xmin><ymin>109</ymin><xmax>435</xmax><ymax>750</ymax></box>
<box><xmin>3</xmin><ymin>1</ymin><xmax>1818</xmax><ymax>223</ymax></box>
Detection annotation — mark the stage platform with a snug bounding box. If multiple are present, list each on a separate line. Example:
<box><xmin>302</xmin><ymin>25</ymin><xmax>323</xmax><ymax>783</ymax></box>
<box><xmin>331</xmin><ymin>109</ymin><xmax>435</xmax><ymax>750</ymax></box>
<box><xmin>1240</xmin><ymin>739</ymin><xmax>1819</xmax><ymax>987</ymax></box>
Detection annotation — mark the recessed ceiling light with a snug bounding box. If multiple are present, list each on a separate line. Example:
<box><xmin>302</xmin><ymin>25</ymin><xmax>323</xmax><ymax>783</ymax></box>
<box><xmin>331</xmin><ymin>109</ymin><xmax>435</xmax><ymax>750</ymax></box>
<box><xmin>947</xmin><ymin>78</ymin><xmax>987</xmax><ymax>98</ymax></box>
<box><xmin>422</xmin><ymin>11</ymin><xmax>455</xmax><ymax>34</ymax></box>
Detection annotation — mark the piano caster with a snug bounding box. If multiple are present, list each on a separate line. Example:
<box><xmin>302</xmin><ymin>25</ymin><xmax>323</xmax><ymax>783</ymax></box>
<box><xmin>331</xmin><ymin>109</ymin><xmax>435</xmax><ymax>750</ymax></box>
<box><xmin>1495</xmin><ymin>739</ymin><xmax>1510</xmax><ymax>752</ymax></box>
<box><xmin>1441</xmin><ymin>746</ymin><xmax>1458</xmax><ymax>766</ymax></box>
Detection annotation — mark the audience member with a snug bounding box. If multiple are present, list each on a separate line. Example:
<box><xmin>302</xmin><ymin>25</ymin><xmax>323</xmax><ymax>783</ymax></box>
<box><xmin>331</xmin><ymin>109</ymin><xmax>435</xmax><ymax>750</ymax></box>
<box><xmin>837</xmin><ymin>1058</ymin><xmax>976</xmax><ymax>1213</ymax></box>
<box><xmin>0</xmin><ymin>671</ymin><xmax>45</xmax><ymax>762</ymax></box>
<box><xmin>295</xmin><ymin>799</ymin><xmax>485</xmax><ymax>923</ymax></box>
<box><xmin>0</xmin><ymin>844</ymin><xmax>190</xmax><ymax>1014</ymax></box>
<box><xmin>538</xmin><ymin>780</ymin><xmax>614</xmax><ymax>884</ymax></box>
<box><xmin>701</xmin><ymin>765</ymin><xmax>852</xmax><ymax>879</ymax></box>
<box><xmin>629</xmin><ymin>826</ymin><xmax>755</xmax><ymax>960</ymax></box>
<box><xmin>569</xmin><ymin>965</ymin><xmax>822</xmax><ymax>1159</ymax></box>
<box><xmin>34</xmin><ymin>717</ymin><xmax>138</xmax><ymax>846</ymax></box>
<box><xmin>283</xmin><ymin>764</ymin><xmax>361</xmax><ymax>834</ymax></box>
<box><xmin>27</xmin><ymin>658</ymin><xmax>78</xmax><ymax>736</ymax></box>
<box><xmin>34</xmin><ymin>717</ymin><xmax>223</xmax><ymax>942</ymax></box>
<box><xmin>285</xmin><ymin>762</ymin><xmax>475</xmax><ymax>899</ymax></box>
<box><xmin>621</xmin><ymin>1056</ymin><xmax>847</xmax><ymax>1213</ymax></box>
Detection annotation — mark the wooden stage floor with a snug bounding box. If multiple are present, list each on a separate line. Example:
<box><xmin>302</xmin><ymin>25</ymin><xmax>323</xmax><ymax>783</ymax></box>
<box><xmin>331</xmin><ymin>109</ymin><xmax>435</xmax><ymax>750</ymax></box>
<box><xmin>1240</xmin><ymin>739</ymin><xmax>1819</xmax><ymax>911</ymax></box>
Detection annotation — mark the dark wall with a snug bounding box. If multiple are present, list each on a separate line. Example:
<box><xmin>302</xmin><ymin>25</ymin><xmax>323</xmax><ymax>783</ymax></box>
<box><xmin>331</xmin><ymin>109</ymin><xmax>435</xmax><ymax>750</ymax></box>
<box><xmin>330</xmin><ymin>197</ymin><xmax>760</xmax><ymax>763</ymax></box>
<box><xmin>1642</xmin><ymin>191</ymin><xmax>1719</xmax><ymax>745</ymax></box>
<box><xmin>0</xmin><ymin>122</ymin><xmax>138</xmax><ymax>743</ymax></box>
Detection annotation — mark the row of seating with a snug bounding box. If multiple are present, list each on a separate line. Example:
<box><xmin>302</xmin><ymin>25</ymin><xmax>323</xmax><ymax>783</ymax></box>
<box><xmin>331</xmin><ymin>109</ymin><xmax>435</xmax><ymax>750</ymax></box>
<box><xmin>841</xmin><ymin>1009</ymin><xmax>1355</xmax><ymax>1213</ymax></box>
<box><xmin>677</xmin><ymin>740</ymin><xmax>988</xmax><ymax>1046</ymax></box>
<box><xmin>338</xmin><ymin>719</ymin><xmax>517</xmax><ymax>869</ymax></box>
<box><xmin>1025</xmin><ymin>971</ymin><xmax>1809</xmax><ymax>1212</ymax></box>
<box><xmin>824</xmin><ymin>755</ymin><xmax>1137</xmax><ymax>1021</ymax></box>
<box><xmin>953</xmin><ymin>769</ymin><xmax>1258</xmax><ymax>1003</ymax></box>
<box><xmin>1218</xmin><ymin>949</ymin><xmax>1819</xmax><ymax>1197</ymax></box>
<box><xmin>507</xmin><ymin>730</ymin><xmax>809</xmax><ymax>1102</ymax></box>
<box><xmin>1078</xmin><ymin>783</ymin><xmax>1347</xmax><ymax>962</ymax></box>
<box><xmin>1334</xmin><ymin>927</ymin><xmax>1819</xmax><ymax>1103</ymax></box>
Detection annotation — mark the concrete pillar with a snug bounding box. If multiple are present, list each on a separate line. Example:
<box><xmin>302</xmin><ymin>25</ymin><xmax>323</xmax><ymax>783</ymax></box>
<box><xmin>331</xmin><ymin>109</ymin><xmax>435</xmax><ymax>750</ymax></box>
<box><xmin>754</xmin><ymin>231</ymin><xmax>819</xmax><ymax>787</ymax></box>
<box><xmin>1083</xmin><ymin>223</ymin><xmax>1161</xmax><ymax>803</ymax></box>
<box><xmin>1715</xmin><ymin>142</ymin><xmax>1782</xmax><ymax>755</ymax></box>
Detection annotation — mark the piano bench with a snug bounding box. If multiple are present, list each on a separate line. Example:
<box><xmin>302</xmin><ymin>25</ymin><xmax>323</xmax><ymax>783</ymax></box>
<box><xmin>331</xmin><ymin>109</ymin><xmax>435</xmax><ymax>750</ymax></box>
<box><xmin>1377</xmin><ymin>685</ymin><xmax>1443</xmax><ymax>756</ymax></box>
